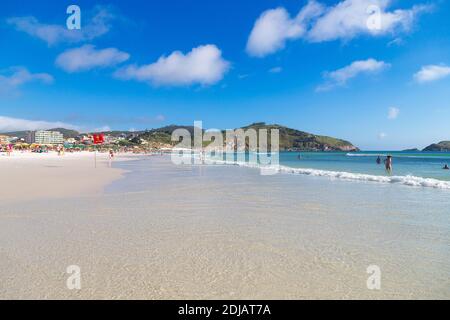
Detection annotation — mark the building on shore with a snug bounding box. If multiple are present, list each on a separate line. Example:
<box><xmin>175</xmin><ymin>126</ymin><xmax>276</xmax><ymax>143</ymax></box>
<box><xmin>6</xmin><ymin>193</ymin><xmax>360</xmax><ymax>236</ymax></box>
<box><xmin>26</xmin><ymin>130</ymin><xmax>64</xmax><ymax>144</ymax></box>
<box><xmin>0</xmin><ymin>135</ymin><xmax>11</xmax><ymax>145</ymax></box>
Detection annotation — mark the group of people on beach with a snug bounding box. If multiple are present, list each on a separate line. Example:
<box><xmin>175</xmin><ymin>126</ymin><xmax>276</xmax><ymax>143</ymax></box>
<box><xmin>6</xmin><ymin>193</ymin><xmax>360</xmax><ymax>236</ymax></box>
<box><xmin>295</xmin><ymin>153</ymin><xmax>449</xmax><ymax>172</ymax></box>
<box><xmin>376</xmin><ymin>155</ymin><xmax>393</xmax><ymax>172</ymax></box>
<box><xmin>376</xmin><ymin>155</ymin><xmax>449</xmax><ymax>171</ymax></box>
<box><xmin>0</xmin><ymin>144</ymin><xmax>13</xmax><ymax>156</ymax></box>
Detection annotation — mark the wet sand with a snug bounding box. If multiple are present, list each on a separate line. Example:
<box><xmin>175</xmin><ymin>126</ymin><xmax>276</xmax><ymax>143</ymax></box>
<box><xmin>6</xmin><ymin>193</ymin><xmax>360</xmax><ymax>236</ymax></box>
<box><xmin>0</xmin><ymin>156</ymin><xmax>449</xmax><ymax>299</ymax></box>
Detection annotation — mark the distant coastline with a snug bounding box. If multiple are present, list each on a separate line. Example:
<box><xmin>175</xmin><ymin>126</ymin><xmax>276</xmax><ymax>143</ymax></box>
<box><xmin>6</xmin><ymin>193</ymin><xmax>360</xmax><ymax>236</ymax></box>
<box><xmin>2</xmin><ymin>122</ymin><xmax>359</xmax><ymax>152</ymax></box>
<box><xmin>2</xmin><ymin>123</ymin><xmax>449</xmax><ymax>153</ymax></box>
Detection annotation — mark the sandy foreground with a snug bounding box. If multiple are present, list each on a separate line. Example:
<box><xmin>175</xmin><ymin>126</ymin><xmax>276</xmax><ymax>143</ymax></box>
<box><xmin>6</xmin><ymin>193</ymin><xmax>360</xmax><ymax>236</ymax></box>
<box><xmin>0</xmin><ymin>154</ymin><xmax>449</xmax><ymax>299</ymax></box>
<box><xmin>0</xmin><ymin>152</ymin><xmax>127</xmax><ymax>203</ymax></box>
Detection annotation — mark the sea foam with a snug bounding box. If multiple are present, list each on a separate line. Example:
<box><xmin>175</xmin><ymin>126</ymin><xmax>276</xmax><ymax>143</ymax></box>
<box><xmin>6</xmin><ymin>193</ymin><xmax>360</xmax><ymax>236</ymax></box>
<box><xmin>204</xmin><ymin>158</ymin><xmax>450</xmax><ymax>190</ymax></box>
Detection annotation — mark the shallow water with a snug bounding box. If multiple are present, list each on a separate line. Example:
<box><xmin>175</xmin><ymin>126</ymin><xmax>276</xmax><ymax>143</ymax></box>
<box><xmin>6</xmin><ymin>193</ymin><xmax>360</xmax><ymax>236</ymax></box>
<box><xmin>106</xmin><ymin>156</ymin><xmax>450</xmax><ymax>298</ymax></box>
<box><xmin>1</xmin><ymin>156</ymin><xmax>449</xmax><ymax>299</ymax></box>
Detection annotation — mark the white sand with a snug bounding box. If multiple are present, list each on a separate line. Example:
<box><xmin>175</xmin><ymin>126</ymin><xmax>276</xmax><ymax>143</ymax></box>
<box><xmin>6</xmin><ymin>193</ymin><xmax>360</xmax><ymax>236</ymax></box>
<box><xmin>0</xmin><ymin>151</ymin><xmax>127</xmax><ymax>203</ymax></box>
<box><xmin>0</xmin><ymin>155</ymin><xmax>449</xmax><ymax>299</ymax></box>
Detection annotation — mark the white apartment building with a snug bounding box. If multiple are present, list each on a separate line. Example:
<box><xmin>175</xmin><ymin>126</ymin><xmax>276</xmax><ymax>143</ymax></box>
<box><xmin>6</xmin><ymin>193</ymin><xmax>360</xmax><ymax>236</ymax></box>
<box><xmin>27</xmin><ymin>130</ymin><xmax>64</xmax><ymax>144</ymax></box>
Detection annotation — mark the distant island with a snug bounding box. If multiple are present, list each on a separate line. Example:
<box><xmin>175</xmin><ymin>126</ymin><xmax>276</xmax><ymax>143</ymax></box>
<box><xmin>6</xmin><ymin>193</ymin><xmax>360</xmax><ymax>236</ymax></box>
<box><xmin>423</xmin><ymin>141</ymin><xmax>450</xmax><ymax>152</ymax></box>
<box><xmin>402</xmin><ymin>142</ymin><xmax>450</xmax><ymax>152</ymax></box>
<box><xmin>402</xmin><ymin>148</ymin><xmax>420</xmax><ymax>152</ymax></box>
<box><xmin>2</xmin><ymin>123</ymin><xmax>359</xmax><ymax>152</ymax></box>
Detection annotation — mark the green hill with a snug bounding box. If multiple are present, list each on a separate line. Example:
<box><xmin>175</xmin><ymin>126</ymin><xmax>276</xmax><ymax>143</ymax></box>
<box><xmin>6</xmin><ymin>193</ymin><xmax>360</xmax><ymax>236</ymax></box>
<box><xmin>2</xmin><ymin>123</ymin><xmax>359</xmax><ymax>151</ymax></box>
<box><xmin>136</xmin><ymin>122</ymin><xmax>358</xmax><ymax>151</ymax></box>
<box><xmin>238</xmin><ymin>123</ymin><xmax>358</xmax><ymax>151</ymax></box>
<box><xmin>135</xmin><ymin>125</ymin><xmax>197</xmax><ymax>146</ymax></box>
<box><xmin>48</xmin><ymin>128</ymin><xmax>79</xmax><ymax>139</ymax></box>
<box><xmin>402</xmin><ymin>148</ymin><xmax>420</xmax><ymax>152</ymax></box>
<box><xmin>423</xmin><ymin>141</ymin><xmax>450</xmax><ymax>152</ymax></box>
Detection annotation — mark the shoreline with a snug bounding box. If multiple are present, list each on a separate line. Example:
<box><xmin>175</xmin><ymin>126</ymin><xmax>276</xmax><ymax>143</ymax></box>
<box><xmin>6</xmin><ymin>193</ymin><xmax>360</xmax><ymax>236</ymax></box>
<box><xmin>204</xmin><ymin>159</ymin><xmax>450</xmax><ymax>189</ymax></box>
<box><xmin>1</xmin><ymin>151</ymin><xmax>449</xmax><ymax>204</ymax></box>
<box><xmin>1</xmin><ymin>155</ymin><xmax>449</xmax><ymax>299</ymax></box>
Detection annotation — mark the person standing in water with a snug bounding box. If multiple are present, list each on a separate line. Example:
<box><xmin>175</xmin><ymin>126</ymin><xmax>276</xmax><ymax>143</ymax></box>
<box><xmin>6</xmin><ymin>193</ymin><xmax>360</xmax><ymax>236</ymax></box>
<box><xmin>376</xmin><ymin>156</ymin><xmax>381</xmax><ymax>165</ymax></box>
<box><xmin>443</xmin><ymin>164</ymin><xmax>449</xmax><ymax>170</ymax></box>
<box><xmin>384</xmin><ymin>155</ymin><xmax>393</xmax><ymax>172</ymax></box>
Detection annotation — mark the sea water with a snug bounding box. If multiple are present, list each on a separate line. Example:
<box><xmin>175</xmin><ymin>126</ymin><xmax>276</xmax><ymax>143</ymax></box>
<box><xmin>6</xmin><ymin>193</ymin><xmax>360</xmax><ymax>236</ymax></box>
<box><xmin>283</xmin><ymin>151</ymin><xmax>450</xmax><ymax>180</ymax></box>
<box><xmin>204</xmin><ymin>151</ymin><xmax>450</xmax><ymax>189</ymax></box>
<box><xmin>104</xmin><ymin>156</ymin><xmax>450</xmax><ymax>298</ymax></box>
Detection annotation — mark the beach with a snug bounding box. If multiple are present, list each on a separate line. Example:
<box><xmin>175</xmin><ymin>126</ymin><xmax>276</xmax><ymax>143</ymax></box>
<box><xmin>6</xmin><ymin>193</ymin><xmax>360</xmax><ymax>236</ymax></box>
<box><xmin>0</xmin><ymin>154</ymin><xmax>449</xmax><ymax>299</ymax></box>
<box><xmin>0</xmin><ymin>152</ymin><xmax>125</xmax><ymax>203</ymax></box>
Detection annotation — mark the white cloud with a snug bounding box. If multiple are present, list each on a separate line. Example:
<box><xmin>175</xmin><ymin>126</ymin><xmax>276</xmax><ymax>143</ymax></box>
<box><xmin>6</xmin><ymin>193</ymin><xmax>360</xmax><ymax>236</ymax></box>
<box><xmin>308</xmin><ymin>0</ymin><xmax>429</xmax><ymax>42</ymax></box>
<box><xmin>269</xmin><ymin>67</ymin><xmax>283</xmax><ymax>73</ymax></box>
<box><xmin>246</xmin><ymin>0</ymin><xmax>430</xmax><ymax>56</ymax></box>
<box><xmin>246</xmin><ymin>1</ymin><xmax>324</xmax><ymax>57</ymax></box>
<box><xmin>246</xmin><ymin>8</ymin><xmax>303</xmax><ymax>57</ymax></box>
<box><xmin>7</xmin><ymin>6</ymin><xmax>114</xmax><ymax>46</ymax></box>
<box><xmin>317</xmin><ymin>58</ymin><xmax>390</xmax><ymax>91</ymax></box>
<box><xmin>115</xmin><ymin>44</ymin><xmax>230</xmax><ymax>86</ymax></box>
<box><xmin>56</xmin><ymin>45</ymin><xmax>130</xmax><ymax>73</ymax></box>
<box><xmin>413</xmin><ymin>64</ymin><xmax>450</xmax><ymax>83</ymax></box>
<box><xmin>378</xmin><ymin>132</ymin><xmax>388</xmax><ymax>139</ymax></box>
<box><xmin>387</xmin><ymin>37</ymin><xmax>405</xmax><ymax>47</ymax></box>
<box><xmin>0</xmin><ymin>116</ymin><xmax>78</xmax><ymax>132</ymax></box>
<box><xmin>0</xmin><ymin>67</ymin><xmax>53</xmax><ymax>94</ymax></box>
<box><xmin>388</xmin><ymin>107</ymin><xmax>400</xmax><ymax>120</ymax></box>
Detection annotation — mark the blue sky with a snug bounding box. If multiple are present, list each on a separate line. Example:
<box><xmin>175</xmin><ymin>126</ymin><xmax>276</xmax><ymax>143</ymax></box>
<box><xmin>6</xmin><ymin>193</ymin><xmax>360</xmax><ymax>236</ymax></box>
<box><xmin>0</xmin><ymin>0</ymin><xmax>449</xmax><ymax>150</ymax></box>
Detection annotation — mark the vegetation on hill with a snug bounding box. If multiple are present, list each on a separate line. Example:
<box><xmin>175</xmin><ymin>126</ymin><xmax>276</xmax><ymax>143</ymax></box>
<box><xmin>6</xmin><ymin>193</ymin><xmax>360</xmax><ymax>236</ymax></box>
<box><xmin>402</xmin><ymin>148</ymin><xmax>420</xmax><ymax>152</ymax></box>
<box><xmin>48</xmin><ymin>128</ymin><xmax>79</xmax><ymax>139</ymax></box>
<box><xmin>135</xmin><ymin>122</ymin><xmax>358</xmax><ymax>151</ymax></box>
<box><xmin>238</xmin><ymin>123</ymin><xmax>358</xmax><ymax>151</ymax></box>
<box><xmin>3</xmin><ymin>130</ymin><xmax>29</xmax><ymax>139</ymax></box>
<box><xmin>2</xmin><ymin>122</ymin><xmax>359</xmax><ymax>151</ymax></box>
<box><xmin>423</xmin><ymin>141</ymin><xmax>450</xmax><ymax>152</ymax></box>
<box><xmin>135</xmin><ymin>125</ymin><xmax>196</xmax><ymax>146</ymax></box>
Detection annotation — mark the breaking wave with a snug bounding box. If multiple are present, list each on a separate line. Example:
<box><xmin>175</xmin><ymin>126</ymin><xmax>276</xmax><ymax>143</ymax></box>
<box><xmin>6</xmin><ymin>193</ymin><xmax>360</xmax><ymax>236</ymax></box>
<box><xmin>205</xmin><ymin>158</ymin><xmax>450</xmax><ymax>190</ymax></box>
<box><xmin>346</xmin><ymin>153</ymin><xmax>387</xmax><ymax>157</ymax></box>
<box><xmin>346</xmin><ymin>153</ymin><xmax>450</xmax><ymax>159</ymax></box>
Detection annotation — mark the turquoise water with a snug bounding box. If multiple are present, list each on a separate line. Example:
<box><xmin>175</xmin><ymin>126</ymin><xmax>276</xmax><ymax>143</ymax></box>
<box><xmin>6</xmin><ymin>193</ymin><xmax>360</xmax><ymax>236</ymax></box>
<box><xmin>204</xmin><ymin>151</ymin><xmax>450</xmax><ymax>189</ymax></box>
<box><xmin>280</xmin><ymin>151</ymin><xmax>450</xmax><ymax>181</ymax></box>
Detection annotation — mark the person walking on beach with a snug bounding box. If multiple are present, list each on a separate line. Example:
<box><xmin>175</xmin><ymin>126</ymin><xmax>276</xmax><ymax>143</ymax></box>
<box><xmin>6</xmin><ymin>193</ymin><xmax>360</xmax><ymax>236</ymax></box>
<box><xmin>200</xmin><ymin>149</ymin><xmax>206</xmax><ymax>164</ymax></box>
<box><xmin>108</xmin><ymin>149</ymin><xmax>114</xmax><ymax>168</ymax></box>
<box><xmin>384</xmin><ymin>155</ymin><xmax>393</xmax><ymax>172</ymax></box>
